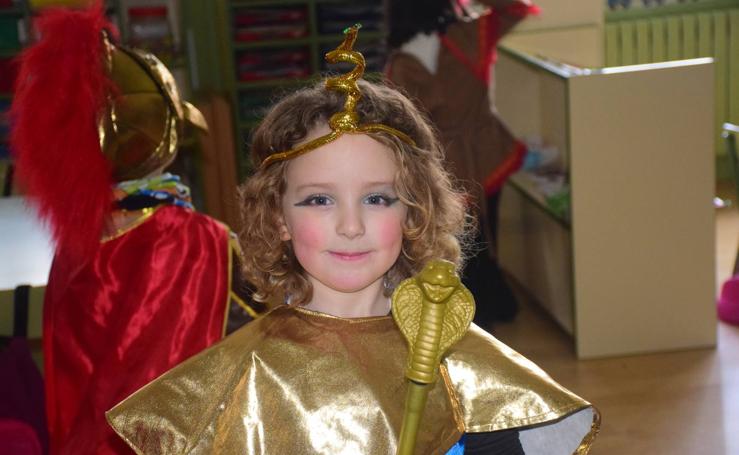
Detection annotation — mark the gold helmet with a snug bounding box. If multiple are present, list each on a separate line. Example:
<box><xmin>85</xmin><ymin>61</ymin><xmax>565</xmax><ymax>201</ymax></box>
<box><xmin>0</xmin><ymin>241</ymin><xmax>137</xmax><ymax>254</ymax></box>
<box><xmin>100</xmin><ymin>36</ymin><xmax>207</xmax><ymax>181</ymax></box>
<box><xmin>11</xmin><ymin>1</ymin><xmax>207</xmax><ymax>257</ymax></box>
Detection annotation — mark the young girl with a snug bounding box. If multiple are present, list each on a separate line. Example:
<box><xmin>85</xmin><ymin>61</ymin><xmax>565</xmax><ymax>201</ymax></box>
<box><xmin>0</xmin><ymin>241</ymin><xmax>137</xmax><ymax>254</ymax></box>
<box><xmin>385</xmin><ymin>0</ymin><xmax>540</xmax><ymax>324</ymax></box>
<box><xmin>107</xmin><ymin>27</ymin><xmax>598</xmax><ymax>454</ymax></box>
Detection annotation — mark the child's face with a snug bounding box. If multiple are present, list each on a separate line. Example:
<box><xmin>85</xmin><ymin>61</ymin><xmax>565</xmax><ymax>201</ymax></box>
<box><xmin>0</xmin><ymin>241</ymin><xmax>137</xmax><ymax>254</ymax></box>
<box><xmin>279</xmin><ymin>127</ymin><xmax>407</xmax><ymax>298</ymax></box>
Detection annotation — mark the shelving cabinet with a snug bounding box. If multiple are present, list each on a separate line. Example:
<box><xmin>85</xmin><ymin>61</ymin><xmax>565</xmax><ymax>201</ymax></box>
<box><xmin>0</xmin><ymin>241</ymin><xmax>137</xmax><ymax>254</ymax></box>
<box><xmin>496</xmin><ymin>46</ymin><xmax>717</xmax><ymax>358</ymax></box>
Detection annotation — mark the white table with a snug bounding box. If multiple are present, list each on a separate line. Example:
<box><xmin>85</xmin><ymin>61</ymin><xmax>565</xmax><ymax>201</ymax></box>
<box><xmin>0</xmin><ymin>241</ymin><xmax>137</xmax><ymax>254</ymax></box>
<box><xmin>0</xmin><ymin>196</ymin><xmax>54</xmax><ymax>337</ymax></box>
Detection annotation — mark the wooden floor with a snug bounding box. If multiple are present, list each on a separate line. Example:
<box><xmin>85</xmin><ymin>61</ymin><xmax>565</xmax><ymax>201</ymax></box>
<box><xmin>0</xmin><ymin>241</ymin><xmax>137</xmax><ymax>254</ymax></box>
<box><xmin>490</xmin><ymin>181</ymin><xmax>739</xmax><ymax>455</ymax></box>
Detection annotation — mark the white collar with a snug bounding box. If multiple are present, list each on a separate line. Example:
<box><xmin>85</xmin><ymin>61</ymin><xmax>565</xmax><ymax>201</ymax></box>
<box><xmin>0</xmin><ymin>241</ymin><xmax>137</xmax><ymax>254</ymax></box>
<box><xmin>400</xmin><ymin>32</ymin><xmax>440</xmax><ymax>75</ymax></box>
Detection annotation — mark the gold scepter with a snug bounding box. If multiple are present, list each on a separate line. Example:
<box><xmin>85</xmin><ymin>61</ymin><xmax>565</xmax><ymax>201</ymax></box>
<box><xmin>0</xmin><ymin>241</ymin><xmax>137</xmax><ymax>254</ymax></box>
<box><xmin>392</xmin><ymin>259</ymin><xmax>475</xmax><ymax>455</ymax></box>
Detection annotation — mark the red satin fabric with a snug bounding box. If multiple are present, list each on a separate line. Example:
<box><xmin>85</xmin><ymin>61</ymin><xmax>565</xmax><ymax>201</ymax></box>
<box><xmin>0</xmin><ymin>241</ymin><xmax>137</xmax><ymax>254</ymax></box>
<box><xmin>43</xmin><ymin>205</ymin><xmax>231</xmax><ymax>454</ymax></box>
<box><xmin>438</xmin><ymin>7</ymin><xmax>536</xmax><ymax>195</ymax></box>
<box><xmin>484</xmin><ymin>141</ymin><xmax>527</xmax><ymax>196</ymax></box>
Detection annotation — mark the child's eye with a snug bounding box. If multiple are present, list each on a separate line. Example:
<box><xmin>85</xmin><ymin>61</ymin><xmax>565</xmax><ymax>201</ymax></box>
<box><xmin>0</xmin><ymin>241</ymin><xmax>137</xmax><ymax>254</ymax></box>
<box><xmin>295</xmin><ymin>194</ymin><xmax>333</xmax><ymax>206</ymax></box>
<box><xmin>364</xmin><ymin>193</ymin><xmax>399</xmax><ymax>206</ymax></box>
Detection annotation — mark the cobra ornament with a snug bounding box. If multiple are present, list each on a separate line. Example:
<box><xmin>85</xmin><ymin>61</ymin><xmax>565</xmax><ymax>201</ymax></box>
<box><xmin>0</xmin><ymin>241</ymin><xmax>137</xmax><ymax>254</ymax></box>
<box><xmin>392</xmin><ymin>259</ymin><xmax>475</xmax><ymax>455</ymax></box>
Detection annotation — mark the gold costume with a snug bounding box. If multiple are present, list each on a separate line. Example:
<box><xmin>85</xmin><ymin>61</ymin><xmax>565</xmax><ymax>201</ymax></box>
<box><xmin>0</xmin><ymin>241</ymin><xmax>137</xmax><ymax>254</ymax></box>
<box><xmin>107</xmin><ymin>305</ymin><xmax>598</xmax><ymax>454</ymax></box>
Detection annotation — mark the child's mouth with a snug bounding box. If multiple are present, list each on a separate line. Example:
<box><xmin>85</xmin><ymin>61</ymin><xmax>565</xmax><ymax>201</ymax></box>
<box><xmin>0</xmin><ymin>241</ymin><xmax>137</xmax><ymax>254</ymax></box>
<box><xmin>329</xmin><ymin>251</ymin><xmax>370</xmax><ymax>261</ymax></box>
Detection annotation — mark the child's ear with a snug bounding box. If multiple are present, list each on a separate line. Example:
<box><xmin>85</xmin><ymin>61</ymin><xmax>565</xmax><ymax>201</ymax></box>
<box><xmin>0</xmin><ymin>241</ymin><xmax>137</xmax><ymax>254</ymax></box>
<box><xmin>277</xmin><ymin>215</ymin><xmax>291</xmax><ymax>241</ymax></box>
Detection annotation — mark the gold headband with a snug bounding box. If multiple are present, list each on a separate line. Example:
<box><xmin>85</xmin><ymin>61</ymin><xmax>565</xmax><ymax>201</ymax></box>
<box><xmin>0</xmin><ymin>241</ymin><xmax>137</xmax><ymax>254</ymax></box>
<box><xmin>261</xmin><ymin>24</ymin><xmax>416</xmax><ymax>168</ymax></box>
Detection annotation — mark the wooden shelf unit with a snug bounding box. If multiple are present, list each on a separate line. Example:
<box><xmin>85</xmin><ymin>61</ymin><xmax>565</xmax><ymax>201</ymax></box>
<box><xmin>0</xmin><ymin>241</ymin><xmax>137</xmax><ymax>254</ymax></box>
<box><xmin>495</xmin><ymin>46</ymin><xmax>717</xmax><ymax>358</ymax></box>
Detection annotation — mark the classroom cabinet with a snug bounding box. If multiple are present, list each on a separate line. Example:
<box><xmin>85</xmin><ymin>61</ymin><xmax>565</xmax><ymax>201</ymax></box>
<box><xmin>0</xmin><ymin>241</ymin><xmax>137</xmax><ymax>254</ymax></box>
<box><xmin>495</xmin><ymin>46</ymin><xmax>717</xmax><ymax>358</ymax></box>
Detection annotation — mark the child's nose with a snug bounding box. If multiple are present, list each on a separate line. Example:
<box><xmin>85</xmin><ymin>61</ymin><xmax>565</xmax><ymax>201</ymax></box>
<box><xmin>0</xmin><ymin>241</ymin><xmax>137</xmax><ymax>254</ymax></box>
<box><xmin>336</xmin><ymin>205</ymin><xmax>365</xmax><ymax>239</ymax></box>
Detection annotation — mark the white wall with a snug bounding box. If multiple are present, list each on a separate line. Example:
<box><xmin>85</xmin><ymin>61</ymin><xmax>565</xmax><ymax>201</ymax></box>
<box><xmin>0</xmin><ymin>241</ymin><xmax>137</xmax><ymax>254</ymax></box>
<box><xmin>501</xmin><ymin>0</ymin><xmax>605</xmax><ymax>68</ymax></box>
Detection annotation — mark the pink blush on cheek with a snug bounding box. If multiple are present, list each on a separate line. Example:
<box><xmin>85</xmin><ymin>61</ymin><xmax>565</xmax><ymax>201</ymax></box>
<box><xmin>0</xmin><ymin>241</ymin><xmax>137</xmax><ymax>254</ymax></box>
<box><xmin>374</xmin><ymin>218</ymin><xmax>404</xmax><ymax>249</ymax></box>
<box><xmin>290</xmin><ymin>222</ymin><xmax>326</xmax><ymax>250</ymax></box>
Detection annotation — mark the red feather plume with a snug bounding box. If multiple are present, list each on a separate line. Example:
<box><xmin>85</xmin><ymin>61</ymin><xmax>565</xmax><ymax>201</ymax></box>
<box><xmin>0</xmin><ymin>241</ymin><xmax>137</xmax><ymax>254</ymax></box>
<box><xmin>10</xmin><ymin>1</ymin><xmax>115</xmax><ymax>259</ymax></box>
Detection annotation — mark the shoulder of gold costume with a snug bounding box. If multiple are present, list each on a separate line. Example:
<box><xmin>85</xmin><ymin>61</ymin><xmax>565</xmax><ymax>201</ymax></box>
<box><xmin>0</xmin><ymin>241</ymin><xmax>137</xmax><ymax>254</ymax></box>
<box><xmin>443</xmin><ymin>324</ymin><xmax>596</xmax><ymax>433</ymax></box>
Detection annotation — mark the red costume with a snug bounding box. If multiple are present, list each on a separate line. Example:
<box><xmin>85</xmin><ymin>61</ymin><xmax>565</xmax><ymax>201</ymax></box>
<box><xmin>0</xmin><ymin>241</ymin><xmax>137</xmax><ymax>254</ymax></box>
<box><xmin>43</xmin><ymin>207</ymin><xmax>240</xmax><ymax>454</ymax></box>
<box><xmin>10</xmin><ymin>3</ymin><xmax>262</xmax><ymax>453</ymax></box>
<box><xmin>386</xmin><ymin>1</ymin><xmax>540</xmax><ymax>216</ymax></box>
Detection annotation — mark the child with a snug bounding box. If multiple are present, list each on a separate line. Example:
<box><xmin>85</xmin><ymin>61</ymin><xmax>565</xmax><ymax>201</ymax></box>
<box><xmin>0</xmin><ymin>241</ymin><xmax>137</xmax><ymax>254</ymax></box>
<box><xmin>10</xmin><ymin>4</ymin><xmax>263</xmax><ymax>453</ymax></box>
<box><xmin>107</xmin><ymin>27</ymin><xmax>598</xmax><ymax>454</ymax></box>
<box><xmin>385</xmin><ymin>0</ymin><xmax>540</xmax><ymax>324</ymax></box>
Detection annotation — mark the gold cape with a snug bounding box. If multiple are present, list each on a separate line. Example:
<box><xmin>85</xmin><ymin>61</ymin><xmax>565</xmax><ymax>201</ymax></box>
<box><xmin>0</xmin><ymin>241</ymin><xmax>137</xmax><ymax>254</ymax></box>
<box><xmin>107</xmin><ymin>306</ymin><xmax>599</xmax><ymax>454</ymax></box>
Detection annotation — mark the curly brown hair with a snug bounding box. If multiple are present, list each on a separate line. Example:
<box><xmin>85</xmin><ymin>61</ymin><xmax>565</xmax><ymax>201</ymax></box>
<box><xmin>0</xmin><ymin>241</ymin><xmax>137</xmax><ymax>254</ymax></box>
<box><xmin>239</xmin><ymin>79</ymin><xmax>473</xmax><ymax>305</ymax></box>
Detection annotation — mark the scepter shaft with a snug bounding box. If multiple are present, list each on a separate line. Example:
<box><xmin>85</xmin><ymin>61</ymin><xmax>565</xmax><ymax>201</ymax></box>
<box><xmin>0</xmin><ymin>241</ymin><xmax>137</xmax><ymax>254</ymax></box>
<box><xmin>397</xmin><ymin>300</ymin><xmax>445</xmax><ymax>455</ymax></box>
<box><xmin>396</xmin><ymin>382</ymin><xmax>431</xmax><ymax>455</ymax></box>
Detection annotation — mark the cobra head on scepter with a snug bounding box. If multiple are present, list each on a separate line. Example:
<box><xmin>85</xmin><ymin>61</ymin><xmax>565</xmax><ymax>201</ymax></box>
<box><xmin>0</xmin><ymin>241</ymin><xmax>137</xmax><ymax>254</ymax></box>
<box><xmin>392</xmin><ymin>259</ymin><xmax>475</xmax><ymax>454</ymax></box>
